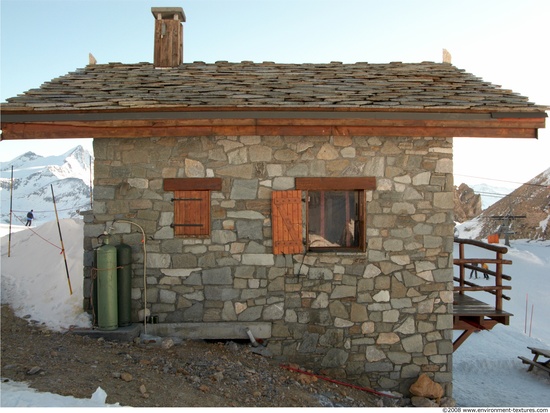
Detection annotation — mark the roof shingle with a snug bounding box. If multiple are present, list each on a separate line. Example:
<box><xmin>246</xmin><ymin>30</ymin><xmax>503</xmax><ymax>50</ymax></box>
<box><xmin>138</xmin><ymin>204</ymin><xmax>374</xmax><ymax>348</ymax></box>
<box><xmin>3</xmin><ymin>61</ymin><xmax>547</xmax><ymax>113</ymax></box>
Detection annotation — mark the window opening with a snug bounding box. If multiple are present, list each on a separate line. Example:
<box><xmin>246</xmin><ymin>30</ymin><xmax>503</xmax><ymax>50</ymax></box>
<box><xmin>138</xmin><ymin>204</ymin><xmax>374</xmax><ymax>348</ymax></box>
<box><xmin>295</xmin><ymin>177</ymin><xmax>375</xmax><ymax>253</ymax></box>
<box><xmin>307</xmin><ymin>190</ymin><xmax>364</xmax><ymax>250</ymax></box>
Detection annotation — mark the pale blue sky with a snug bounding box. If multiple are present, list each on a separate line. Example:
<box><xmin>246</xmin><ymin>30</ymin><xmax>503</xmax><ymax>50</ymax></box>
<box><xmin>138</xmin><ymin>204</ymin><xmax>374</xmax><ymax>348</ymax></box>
<box><xmin>1</xmin><ymin>0</ymin><xmax>549</xmax><ymax>185</ymax></box>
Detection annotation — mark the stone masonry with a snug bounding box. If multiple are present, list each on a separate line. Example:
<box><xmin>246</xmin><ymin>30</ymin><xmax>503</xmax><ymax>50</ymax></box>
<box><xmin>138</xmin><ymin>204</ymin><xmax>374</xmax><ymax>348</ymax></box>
<box><xmin>83</xmin><ymin>134</ymin><xmax>455</xmax><ymax>396</ymax></box>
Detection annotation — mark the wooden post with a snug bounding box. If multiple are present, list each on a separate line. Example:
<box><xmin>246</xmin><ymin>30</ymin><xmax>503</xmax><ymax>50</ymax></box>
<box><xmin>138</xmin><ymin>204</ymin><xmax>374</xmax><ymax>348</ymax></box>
<box><xmin>8</xmin><ymin>166</ymin><xmax>14</xmax><ymax>257</ymax></box>
<box><xmin>495</xmin><ymin>251</ymin><xmax>503</xmax><ymax>311</ymax></box>
<box><xmin>51</xmin><ymin>185</ymin><xmax>73</xmax><ymax>295</ymax></box>
<box><xmin>344</xmin><ymin>191</ymin><xmax>351</xmax><ymax>246</ymax></box>
<box><xmin>459</xmin><ymin>242</ymin><xmax>465</xmax><ymax>295</ymax></box>
<box><xmin>320</xmin><ymin>191</ymin><xmax>325</xmax><ymax>240</ymax></box>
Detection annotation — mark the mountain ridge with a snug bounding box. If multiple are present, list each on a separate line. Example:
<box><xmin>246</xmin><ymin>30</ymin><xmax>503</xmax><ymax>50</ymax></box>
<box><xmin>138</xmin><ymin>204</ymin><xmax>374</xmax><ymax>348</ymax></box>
<box><xmin>0</xmin><ymin>146</ymin><xmax>93</xmax><ymax>225</ymax></box>
<box><xmin>456</xmin><ymin>167</ymin><xmax>550</xmax><ymax>241</ymax></box>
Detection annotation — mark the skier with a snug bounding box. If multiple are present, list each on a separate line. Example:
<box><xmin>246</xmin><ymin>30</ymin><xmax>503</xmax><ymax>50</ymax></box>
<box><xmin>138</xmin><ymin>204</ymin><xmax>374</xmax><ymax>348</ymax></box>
<box><xmin>25</xmin><ymin>210</ymin><xmax>34</xmax><ymax>227</ymax></box>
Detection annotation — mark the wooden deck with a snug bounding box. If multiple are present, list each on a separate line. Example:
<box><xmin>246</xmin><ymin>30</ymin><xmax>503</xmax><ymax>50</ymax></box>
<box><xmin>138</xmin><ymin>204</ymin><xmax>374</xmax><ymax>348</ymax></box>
<box><xmin>452</xmin><ymin>238</ymin><xmax>514</xmax><ymax>351</ymax></box>
<box><xmin>454</xmin><ymin>293</ymin><xmax>512</xmax><ymax>326</ymax></box>
<box><xmin>453</xmin><ymin>293</ymin><xmax>513</xmax><ymax>351</ymax></box>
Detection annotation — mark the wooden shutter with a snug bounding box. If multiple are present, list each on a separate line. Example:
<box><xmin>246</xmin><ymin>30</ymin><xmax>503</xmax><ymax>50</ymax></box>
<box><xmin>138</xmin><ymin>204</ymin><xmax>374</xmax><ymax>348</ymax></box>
<box><xmin>272</xmin><ymin>190</ymin><xmax>303</xmax><ymax>254</ymax></box>
<box><xmin>174</xmin><ymin>190</ymin><xmax>210</xmax><ymax>236</ymax></box>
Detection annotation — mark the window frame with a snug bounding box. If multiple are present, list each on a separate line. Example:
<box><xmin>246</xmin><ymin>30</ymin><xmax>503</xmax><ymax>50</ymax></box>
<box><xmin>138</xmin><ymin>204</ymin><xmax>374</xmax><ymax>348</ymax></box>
<box><xmin>295</xmin><ymin>177</ymin><xmax>375</xmax><ymax>253</ymax></box>
<box><xmin>305</xmin><ymin>189</ymin><xmax>366</xmax><ymax>252</ymax></box>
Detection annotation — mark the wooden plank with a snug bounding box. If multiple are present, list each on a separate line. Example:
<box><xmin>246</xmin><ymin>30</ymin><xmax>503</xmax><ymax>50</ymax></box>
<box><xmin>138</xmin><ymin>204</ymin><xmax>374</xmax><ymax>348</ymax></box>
<box><xmin>0</xmin><ymin>120</ymin><xmax>542</xmax><ymax>140</ymax></box>
<box><xmin>462</xmin><ymin>263</ymin><xmax>512</xmax><ymax>281</ymax></box>
<box><xmin>164</xmin><ymin>178</ymin><xmax>222</xmax><ymax>191</ymax></box>
<box><xmin>255</xmin><ymin>117</ymin><xmax>546</xmax><ymax>129</ymax></box>
<box><xmin>453</xmin><ymin>293</ymin><xmax>513</xmax><ymax>318</ymax></box>
<box><xmin>528</xmin><ymin>347</ymin><xmax>550</xmax><ymax>359</ymax></box>
<box><xmin>518</xmin><ymin>356</ymin><xmax>550</xmax><ymax>374</ymax></box>
<box><xmin>2</xmin><ymin>108</ymin><xmax>546</xmax><ymax>127</ymax></box>
<box><xmin>454</xmin><ymin>258</ymin><xmax>513</xmax><ymax>265</ymax></box>
<box><xmin>453</xmin><ymin>328</ymin><xmax>476</xmax><ymax>351</ymax></box>
<box><xmin>454</xmin><ymin>285</ymin><xmax>511</xmax><ymax>292</ymax></box>
<box><xmin>296</xmin><ymin>177</ymin><xmax>376</xmax><ymax>191</ymax></box>
<box><xmin>272</xmin><ymin>190</ymin><xmax>303</xmax><ymax>255</ymax></box>
<box><xmin>453</xmin><ymin>276</ymin><xmax>512</xmax><ymax>292</ymax></box>
<box><xmin>454</xmin><ymin>318</ymin><xmax>499</xmax><ymax>330</ymax></box>
<box><xmin>454</xmin><ymin>237</ymin><xmax>509</xmax><ymax>253</ymax></box>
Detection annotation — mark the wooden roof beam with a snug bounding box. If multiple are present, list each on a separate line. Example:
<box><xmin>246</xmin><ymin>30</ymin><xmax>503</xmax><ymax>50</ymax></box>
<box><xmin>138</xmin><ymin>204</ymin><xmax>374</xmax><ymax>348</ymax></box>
<box><xmin>0</xmin><ymin>119</ymin><xmax>542</xmax><ymax>140</ymax></box>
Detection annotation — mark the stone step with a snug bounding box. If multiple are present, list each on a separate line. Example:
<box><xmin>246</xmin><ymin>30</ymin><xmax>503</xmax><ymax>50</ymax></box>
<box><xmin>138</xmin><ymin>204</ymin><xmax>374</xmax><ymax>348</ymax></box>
<box><xmin>145</xmin><ymin>322</ymin><xmax>272</xmax><ymax>340</ymax></box>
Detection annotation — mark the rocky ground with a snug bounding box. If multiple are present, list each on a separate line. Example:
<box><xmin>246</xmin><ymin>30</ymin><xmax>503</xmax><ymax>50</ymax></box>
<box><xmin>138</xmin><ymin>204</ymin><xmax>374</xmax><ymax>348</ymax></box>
<box><xmin>1</xmin><ymin>305</ymin><xmax>400</xmax><ymax>407</ymax></box>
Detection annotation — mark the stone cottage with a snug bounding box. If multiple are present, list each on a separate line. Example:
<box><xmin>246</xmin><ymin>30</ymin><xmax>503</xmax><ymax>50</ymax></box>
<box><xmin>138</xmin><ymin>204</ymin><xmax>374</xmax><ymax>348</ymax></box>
<box><xmin>1</xmin><ymin>7</ymin><xmax>547</xmax><ymax>397</ymax></box>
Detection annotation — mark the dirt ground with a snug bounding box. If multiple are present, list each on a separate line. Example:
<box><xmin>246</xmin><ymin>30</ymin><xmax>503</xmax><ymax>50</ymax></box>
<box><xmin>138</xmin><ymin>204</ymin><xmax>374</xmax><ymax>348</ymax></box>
<box><xmin>1</xmin><ymin>305</ymin><xmax>400</xmax><ymax>407</ymax></box>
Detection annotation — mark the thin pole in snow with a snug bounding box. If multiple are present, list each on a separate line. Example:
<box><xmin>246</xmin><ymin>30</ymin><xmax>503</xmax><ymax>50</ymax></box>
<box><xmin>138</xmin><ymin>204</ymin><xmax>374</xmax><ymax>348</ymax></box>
<box><xmin>529</xmin><ymin>304</ymin><xmax>534</xmax><ymax>337</ymax></box>
<box><xmin>51</xmin><ymin>184</ymin><xmax>73</xmax><ymax>295</ymax></box>
<box><xmin>8</xmin><ymin>166</ymin><xmax>14</xmax><ymax>257</ymax></box>
<box><xmin>523</xmin><ymin>293</ymin><xmax>529</xmax><ymax>334</ymax></box>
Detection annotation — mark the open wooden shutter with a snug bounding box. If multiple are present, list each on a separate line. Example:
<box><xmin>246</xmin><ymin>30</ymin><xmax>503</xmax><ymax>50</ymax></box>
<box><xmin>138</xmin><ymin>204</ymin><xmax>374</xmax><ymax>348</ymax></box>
<box><xmin>174</xmin><ymin>190</ymin><xmax>210</xmax><ymax>236</ymax></box>
<box><xmin>272</xmin><ymin>190</ymin><xmax>303</xmax><ymax>254</ymax></box>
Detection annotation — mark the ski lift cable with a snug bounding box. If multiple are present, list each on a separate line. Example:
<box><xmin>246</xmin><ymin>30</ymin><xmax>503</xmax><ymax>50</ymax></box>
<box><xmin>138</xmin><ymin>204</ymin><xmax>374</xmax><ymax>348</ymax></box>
<box><xmin>456</xmin><ymin>174</ymin><xmax>550</xmax><ymax>189</ymax></box>
<box><xmin>9</xmin><ymin>203</ymin><xmax>91</xmax><ymax>213</ymax></box>
<box><xmin>0</xmin><ymin>203</ymin><xmax>91</xmax><ymax>221</ymax></box>
<box><xmin>474</xmin><ymin>191</ymin><xmax>549</xmax><ymax>201</ymax></box>
<box><xmin>12</xmin><ymin>213</ymin><xmax>63</xmax><ymax>252</ymax></box>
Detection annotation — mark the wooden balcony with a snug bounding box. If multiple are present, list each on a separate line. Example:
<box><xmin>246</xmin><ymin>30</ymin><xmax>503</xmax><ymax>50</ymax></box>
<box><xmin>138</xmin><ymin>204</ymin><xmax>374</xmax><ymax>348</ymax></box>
<box><xmin>453</xmin><ymin>238</ymin><xmax>513</xmax><ymax>351</ymax></box>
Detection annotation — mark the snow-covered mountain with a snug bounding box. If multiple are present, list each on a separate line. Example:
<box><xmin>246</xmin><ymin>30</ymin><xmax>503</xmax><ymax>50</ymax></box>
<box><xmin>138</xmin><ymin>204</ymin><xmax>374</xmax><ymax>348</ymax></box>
<box><xmin>0</xmin><ymin>146</ymin><xmax>93</xmax><ymax>225</ymax></box>
<box><xmin>457</xmin><ymin>167</ymin><xmax>550</xmax><ymax>241</ymax></box>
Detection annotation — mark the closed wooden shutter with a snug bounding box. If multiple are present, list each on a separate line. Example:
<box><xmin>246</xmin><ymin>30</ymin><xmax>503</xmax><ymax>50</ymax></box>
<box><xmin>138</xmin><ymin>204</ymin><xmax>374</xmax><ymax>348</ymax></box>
<box><xmin>174</xmin><ymin>190</ymin><xmax>210</xmax><ymax>236</ymax></box>
<box><xmin>272</xmin><ymin>190</ymin><xmax>303</xmax><ymax>254</ymax></box>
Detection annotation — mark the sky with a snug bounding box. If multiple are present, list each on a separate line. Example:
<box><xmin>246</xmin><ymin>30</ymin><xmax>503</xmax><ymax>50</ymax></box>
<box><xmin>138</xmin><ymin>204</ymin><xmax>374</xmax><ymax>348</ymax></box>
<box><xmin>2</xmin><ymin>219</ymin><xmax>550</xmax><ymax>407</ymax></box>
<box><xmin>1</xmin><ymin>0</ymin><xmax>549</xmax><ymax>187</ymax></box>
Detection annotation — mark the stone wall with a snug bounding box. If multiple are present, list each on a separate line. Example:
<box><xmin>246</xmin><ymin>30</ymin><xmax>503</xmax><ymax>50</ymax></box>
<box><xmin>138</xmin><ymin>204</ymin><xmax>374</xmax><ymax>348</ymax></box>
<box><xmin>84</xmin><ymin>134</ymin><xmax>455</xmax><ymax>396</ymax></box>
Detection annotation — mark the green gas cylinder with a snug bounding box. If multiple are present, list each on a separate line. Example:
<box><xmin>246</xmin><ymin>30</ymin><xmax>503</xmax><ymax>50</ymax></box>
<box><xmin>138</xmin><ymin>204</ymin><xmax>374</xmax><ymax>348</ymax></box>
<box><xmin>96</xmin><ymin>235</ymin><xmax>118</xmax><ymax>330</ymax></box>
<box><xmin>116</xmin><ymin>242</ymin><xmax>132</xmax><ymax>327</ymax></box>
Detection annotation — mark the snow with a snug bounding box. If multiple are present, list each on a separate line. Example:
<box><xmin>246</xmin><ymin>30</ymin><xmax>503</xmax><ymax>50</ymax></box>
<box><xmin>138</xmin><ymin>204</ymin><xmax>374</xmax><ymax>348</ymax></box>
<box><xmin>0</xmin><ymin>381</ymin><xmax>119</xmax><ymax>408</ymax></box>
<box><xmin>455</xmin><ymin>216</ymin><xmax>484</xmax><ymax>240</ymax></box>
<box><xmin>0</xmin><ymin>220</ymin><xmax>91</xmax><ymax>331</ymax></box>
<box><xmin>452</xmin><ymin>240</ymin><xmax>550</xmax><ymax>407</ymax></box>
<box><xmin>1</xmin><ymin>220</ymin><xmax>550</xmax><ymax>407</ymax></box>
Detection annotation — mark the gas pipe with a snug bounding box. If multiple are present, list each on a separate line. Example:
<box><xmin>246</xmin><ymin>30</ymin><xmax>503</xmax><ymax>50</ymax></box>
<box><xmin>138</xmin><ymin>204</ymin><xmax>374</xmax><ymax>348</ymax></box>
<box><xmin>96</xmin><ymin>234</ymin><xmax>118</xmax><ymax>330</ymax></box>
<box><xmin>116</xmin><ymin>242</ymin><xmax>132</xmax><ymax>327</ymax></box>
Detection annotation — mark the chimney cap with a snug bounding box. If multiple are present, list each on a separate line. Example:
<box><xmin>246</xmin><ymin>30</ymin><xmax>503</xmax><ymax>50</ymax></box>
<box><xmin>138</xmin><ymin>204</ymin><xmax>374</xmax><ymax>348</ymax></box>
<box><xmin>151</xmin><ymin>7</ymin><xmax>186</xmax><ymax>22</ymax></box>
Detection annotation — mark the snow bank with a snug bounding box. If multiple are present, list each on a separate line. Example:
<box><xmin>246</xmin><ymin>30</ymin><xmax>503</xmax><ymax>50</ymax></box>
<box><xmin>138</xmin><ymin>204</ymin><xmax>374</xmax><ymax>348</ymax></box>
<box><xmin>0</xmin><ymin>219</ymin><xmax>91</xmax><ymax>331</ymax></box>
<box><xmin>1</xmin><ymin>380</ymin><xmax>119</xmax><ymax>407</ymax></box>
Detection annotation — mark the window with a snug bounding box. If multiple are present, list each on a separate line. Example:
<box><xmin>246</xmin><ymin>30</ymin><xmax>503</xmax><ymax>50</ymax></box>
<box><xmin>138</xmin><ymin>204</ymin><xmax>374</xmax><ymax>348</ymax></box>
<box><xmin>272</xmin><ymin>177</ymin><xmax>376</xmax><ymax>254</ymax></box>
<box><xmin>306</xmin><ymin>190</ymin><xmax>364</xmax><ymax>250</ymax></box>
<box><xmin>164</xmin><ymin>178</ymin><xmax>222</xmax><ymax>237</ymax></box>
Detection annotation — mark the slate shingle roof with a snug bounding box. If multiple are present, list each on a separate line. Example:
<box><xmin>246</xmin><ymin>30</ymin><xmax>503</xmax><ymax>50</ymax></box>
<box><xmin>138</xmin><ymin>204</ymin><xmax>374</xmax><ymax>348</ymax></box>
<box><xmin>3</xmin><ymin>61</ymin><xmax>547</xmax><ymax>113</ymax></box>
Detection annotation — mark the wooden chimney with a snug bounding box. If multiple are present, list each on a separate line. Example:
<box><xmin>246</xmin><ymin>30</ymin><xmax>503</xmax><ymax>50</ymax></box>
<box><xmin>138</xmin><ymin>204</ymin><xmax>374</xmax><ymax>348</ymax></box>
<box><xmin>151</xmin><ymin>7</ymin><xmax>186</xmax><ymax>68</ymax></box>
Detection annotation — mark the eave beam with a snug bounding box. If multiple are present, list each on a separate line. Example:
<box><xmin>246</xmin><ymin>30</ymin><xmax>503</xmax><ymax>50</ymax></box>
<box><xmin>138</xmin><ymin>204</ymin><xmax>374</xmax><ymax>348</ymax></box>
<box><xmin>1</xmin><ymin>112</ymin><xmax>545</xmax><ymax>140</ymax></box>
